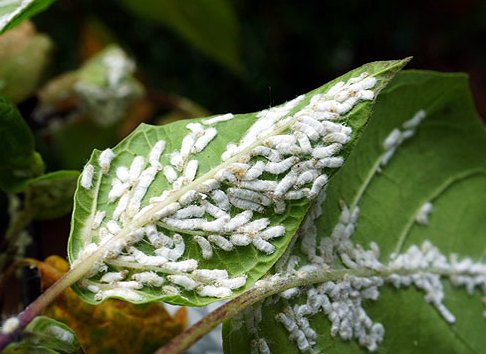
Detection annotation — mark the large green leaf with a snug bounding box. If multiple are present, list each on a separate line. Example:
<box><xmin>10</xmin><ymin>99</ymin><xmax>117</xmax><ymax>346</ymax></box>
<box><xmin>117</xmin><ymin>0</ymin><xmax>242</xmax><ymax>73</ymax></box>
<box><xmin>0</xmin><ymin>0</ymin><xmax>55</xmax><ymax>35</ymax></box>
<box><xmin>223</xmin><ymin>71</ymin><xmax>486</xmax><ymax>353</ymax></box>
<box><xmin>67</xmin><ymin>59</ymin><xmax>409</xmax><ymax>307</ymax></box>
<box><xmin>0</xmin><ymin>96</ymin><xmax>44</xmax><ymax>193</ymax></box>
<box><xmin>3</xmin><ymin>316</ymin><xmax>81</xmax><ymax>353</ymax></box>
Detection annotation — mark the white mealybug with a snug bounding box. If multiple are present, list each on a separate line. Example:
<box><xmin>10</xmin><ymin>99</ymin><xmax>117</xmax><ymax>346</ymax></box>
<box><xmin>115</xmin><ymin>281</ymin><xmax>143</xmax><ymax>289</ymax></box>
<box><xmin>359</xmin><ymin>89</ymin><xmax>375</xmax><ymax>100</ymax></box>
<box><xmin>243</xmin><ymin>161</ymin><xmax>266</xmax><ymax>180</ymax></box>
<box><xmin>214</xmin><ymin>169</ymin><xmax>236</xmax><ymax>183</ymax></box>
<box><xmin>216</xmin><ymin>275</ymin><xmax>247</xmax><ymax>289</ymax></box>
<box><xmin>198</xmin><ymin>178</ymin><xmax>220</xmax><ymax>193</ymax></box>
<box><xmin>316</xmin><ymin>156</ymin><xmax>344</xmax><ymax>168</ymax></box>
<box><xmin>295</xmin><ymin>131</ymin><xmax>312</xmax><ymax>154</ymax></box>
<box><xmin>98</xmin><ymin>148</ymin><xmax>115</xmax><ymax>174</ymax></box>
<box><xmin>285</xmin><ymin>188</ymin><xmax>310</xmax><ymax>200</ymax></box>
<box><xmin>265</xmin><ymin>156</ymin><xmax>299</xmax><ymax>175</ymax></box>
<box><xmin>174</xmin><ymin>205</ymin><xmax>205</xmax><ymax>219</ymax></box>
<box><xmin>257</xmin><ymin>338</ymin><xmax>271</xmax><ymax>354</ymax></box>
<box><xmin>1</xmin><ymin>317</ymin><xmax>20</xmax><ymax>334</ymax></box>
<box><xmin>129</xmin><ymin>247</ymin><xmax>168</xmax><ymax>266</ymax></box>
<box><xmin>299</xmin><ymin>116</ymin><xmax>324</xmax><ymax>134</ymax></box>
<box><xmin>230</xmin><ymin>234</ymin><xmax>251</xmax><ymax>246</ymax></box>
<box><xmin>210</xmin><ymin>190</ymin><xmax>230</xmax><ymax>210</ymax></box>
<box><xmin>132</xmin><ymin>272</ymin><xmax>164</xmax><ymax>287</ymax></box>
<box><xmin>275</xmin><ymin>312</ymin><xmax>297</xmax><ymax>332</ymax></box>
<box><xmin>127</xmin><ymin>166</ymin><xmax>158</xmax><ymax>215</ymax></box>
<box><xmin>237</xmin><ymin>218</ymin><xmax>270</xmax><ymax>233</ymax></box>
<box><xmin>154</xmin><ymin>234</ymin><xmax>185</xmax><ymax>261</ymax></box>
<box><xmin>309</xmin><ymin>174</ymin><xmax>328</xmax><ymax>197</ymax></box>
<box><xmin>252</xmin><ymin>236</ymin><xmax>275</xmax><ymax>254</ymax></box>
<box><xmin>295</xmin><ymin>169</ymin><xmax>319</xmax><ymax>187</ymax></box>
<box><xmin>163</xmin><ymin>165</ymin><xmax>178</xmax><ymax>183</ymax></box>
<box><xmin>228</xmin><ymin>188</ymin><xmax>271</xmax><ymax>206</ymax></box>
<box><xmin>167</xmin><ymin>275</ymin><xmax>198</xmax><ymax>290</ymax></box>
<box><xmin>186</xmin><ymin>122</ymin><xmax>205</xmax><ymax>136</ymax></box>
<box><xmin>323</xmin><ymin>132</ymin><xmax>351</xmax><ymax>144</ymax></box>
<box><xmin>162</xmin><ymin>259</ymin><xmax>198</xmax><ymax>272</ymax></box>
<box><xmin>193</xmin><ymin>268</ymin><xmax>229</xmax><ymax>281</ymax></box>
<box><xmin>203</xmin><ymin>201</ymin><xmax>229</xmax><ymax>219</ymax></box>
<box><xmin>179</xmin><ymin>190</ymin><xmax>198</xmax><ymax>206</ymax></box>
<box><xmin>383</xmin><ymin>128</ymin><xmax>401</xmax><ymax>150</ymax></box>
<box><xmin>312</xmin><ymin>143</ymin><xmax>343</xmax><ymax>159</ymax></box>
<box><xmin>221</xmin><ymin>143</ymin><xmax>239</xmax><ymax>161</ymax></box>
<box><xmin>92</xmin><ymin>210</ymin><xmax>106</xmax><ymax>229</ymax></box>
<box><xmin>202</xmin><ymin>217</ymin><xmax>229</xmax><ymax>233</ymax></box>
<box><xmin>193</xmin><ymin>127</ymin><xmax>217</xmax><ymax>153</ymax></box>
<box><xmin>106</xmin><ymin>220</ymin><xmax>121</xmax><ymax>235</ymax></box>
<box><xmin>170</xmin><ymin>151</ymin><xmax>184</xmax><ymax>171</ymax></box>
<box><xmin>239</xmin><ymin>179</ymin><xmax>277</xmax><ymax>192</ymax></box>
<box><xmin>293</xmin><ymin>122</ymin><xmax>320</xmax><ymax>140</ymax></box>
<box><xmin>274</xmin><ymin>170</ymin><xmax>298</xmax><ymax>196</ymax></box>
<box><xmin>108</xmin><ymin>178</ymin><xmax>130</xmax><ymax>202</ymax></box>
<box><xmin>163</xmin><ymin>217</ymin><xmax>206</xmax><ymax>231</ymax></box>
<box><xmin>326</xmin><ymin>81</ymin><xmax>345</xmax><ymax>96</ymax></box>
<box><xmin>116</xmin><ymin>166</ymin><xmax>130</xmax><ymax>183</ymax></box>
<box><xmin>112</xmin><ymin>193</ymin><xmax>130</xmax><ymax>221</ymax></box>
<box><xmin>403</xmin><ymin>109</ymin><xmax>426</xmax><ymax>130</ymax></box>
<box><xmin>416</xmin><ymin>202</ymin><xmax>433</xmax><ymax>225</ymax></box>
<box><xmin>224</xmin><ymin>210</ymin><xmax>253</xmax><ymax>231</ymax></box>
<box><xmin>208</xmin><ymin>235</ymin><xmax>234</xmax><ymax>251</ymax></box>
<box><xmin>202</xmin><ymin>113</ymin><xmax>234</xmax><ymax>125</ymax></box>
<box><xmin>180</xmin><ymin>134</ymin><xmax>195</xmax><ymax>159</ymax></box>
<box><xmin>229</xmin><ymin>196</ymin><xmax>265</xmax><ymax>213</ymax></box>
<box><xmin>95</xmin><ymin>288</ymin><xmax>142</xmax><ymax>302</ymax></box>
<box><xmin>259</xmin><ymin>226</ymin><xmax>285</xmax><ymax>240</ymax></box>
<box><xmin>183</xmin><ymin>159</ymin><xmax>198</xmax><ymax>181</ymax></box>
<box><xmin>128</xmin><ymin>156</ymin><xmax>145</xmax><ymax>184</ymax></box>
<box><xmin>153</xmin><ymin>202</ymin><xmax>181</xmax><ymax>219</ymax></box>
<box><xmin>80</xmin><ymin>164</ymin><xmax>95</xmax><ymax>190</ymax></box>
<box><xmin>197</xmin><ymin>285</ymin><xmax>232</xmax><ymax>298</ymax></box>
<box><xmin>194</xmin><ymin>235</ymin><xmax>213</xmax><ymax>259</ymax></box>
<box><xmin>149</xmin><ymin>140</ymin><xmax>166</xmax><ymax>169</ymax></box>
<box><xmin>265</xmin><ymin>135</ymin><xmax>297</xmax><ymax>147</ymax></box>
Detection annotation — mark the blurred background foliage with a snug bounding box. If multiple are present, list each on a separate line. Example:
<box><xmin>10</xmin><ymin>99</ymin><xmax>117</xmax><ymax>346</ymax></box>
<box><xmin>0</xmin><ymin>0</ymin><xmax>485</xmax><ymax>346</ymax></box>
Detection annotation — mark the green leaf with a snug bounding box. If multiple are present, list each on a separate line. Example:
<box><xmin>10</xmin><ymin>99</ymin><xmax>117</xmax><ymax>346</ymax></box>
<box><xmin>0</xmin><ymin>0</ymin><xmax>55</xmax><ymax>35</ymax></box>
<box><xmin>0</xmin><ymin>96</ymin><xmax>44</xmax><ymax>193</ymax></box>
<box><xmin>223</xmin><ymin>71</ymin><xmax>486</xmax><ymax>353</ymax></box>
<box><xmin>24</xmin><ymin>170</ymin><xmax>79</xmax><ymax>220</ymax></box>
<box><xmin>3</xmin><ymin>316</ymin><xmax>81</xmax><ymax>353</ymax></box>
<box><xmin>67</xmin><ymin>59</ymin><xmax>409</xmax><ymax>307</ymax></box>
<box><xmin>117</xmin><ymin>0</ymin><xmax>242</xmax><ymax>73</ymax></box>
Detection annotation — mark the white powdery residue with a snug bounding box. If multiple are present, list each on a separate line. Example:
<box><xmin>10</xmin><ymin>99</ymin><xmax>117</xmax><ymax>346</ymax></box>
<box><xmin>80</xmin><ymin>164</ymin><xmax>95</xmax><ymax>190</ymax></box>
<box><xmin>99</xmin><ymin>149</ymin><xmax>115</xmax><ymax>174</ymax></box>
<box><xmin>416</xmin><ymin>202</ymin><xmax>433</xmax><ymax>225</ymax></box>
<box><xmin>202</xmin><ymin>113</ymin><xmax>234</xmax><ymax>125</ymax></box>
<box><xmin>48</xmin><ymin>325</ymin><xmax>75</xmax><ymax>343</ymax></box>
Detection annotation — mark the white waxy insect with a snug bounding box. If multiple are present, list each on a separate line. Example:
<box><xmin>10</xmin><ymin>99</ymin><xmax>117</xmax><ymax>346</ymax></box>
<box><xmin>230</xmin><ymin>234</ymin><xmax>251</xmax><ymax>246</ymax></box>
<box><xmin>309</xmin><ymin>174</ymin><xmax>328</xmax><ymax>197</ymax></box>
<box><xmin>174</xmin><ymin>205</ymin><xmax>205</xmax><ymax>219</ymax></box>
<box><xmin>336</xmin><ymin>101</ymin><xmax>353</xmax><ymax>114</ymax></box>
<box><xmin>316</xmin><ymin>157</ymin><xmax>344</xmax><ymax>169</ymax></box>
<box><xmin>320</xmin><ymin>120</ymin><xmax>346</xmax><ymax>133</ymax></box>
<box><xmin>316</xmin><ymin>99</ymin><xmax>338</xmax><ymax>113</ymax></box>
<box><xmin>210</xmin><ymin>190</ymin><xmax>230</xmax><ymax>210</ymax></box>
<box><xmin>198</xmin><ymin>285</ymin><xmax>232</xmax><ymax>298</ymax></box>
<box><xmin>265</xmin><ymin>156</ymin><xmax>299</xmax><ymax>175</ymax></box>
<box><xmin>163</xmin><ymin>259</ymin><xmax>198</xmax><ymax>272</ymax></box>
<box><xmin>265</xmin><ymin>135</ymin><xmax>297</xmax><ymax>147</ymax></box>
<box><xmin>230</xmin><ymin>213</ymin><xmax>261</xmax><ymax>235</ymax></box>
<box><xmin>149</xmin><ymin>140</ymin><xmax>166</xmax><ymax>169</ymax></box>
<box><xmin>194</xmin><ymin>235</ymin><xmax>213</xmax><ymax>259</ymax></box>
<box><xmin>229</xmin><ymin>196</ymin><xmax>265</xmax><ymax>213</ymax></box>
<box><xmin>243</xmin><ymin>161</ymin><xmax>266</xmax><ymax>180</ymax></box>
<box><xmin>416</xmin><ymin>202</ymin><xmax>433</xmax><ymax>225</ymax></box>
<box><xmin>163</xmin><ymin>217</ymin><xmax>206</xmax><ymax>230</ymax></box>
<box><xmin>186</xmin><ymin>122</ymin><xmax>205</xmax><ymax>136</ymax></box>
<box><xmin>92</xmin><ymin>210</ymin><xmax>106</xmax><ymax>229</ymax></box>
<box><xmin>179</xmin><ymin>190</ymin><xmax>198</xmax><ymax>206</ymax></box>
<box><xmin>180</xmin><ymin>134</ymin><xmax>195</xmax><ymax>159</ymax></box>
<box><xmin>256</xmin><ymin>338</ymin><xmax>271</xmax><ymax>354</ymax></box>
<box><xmin>108</xmin><ymin>178</ymin><xmax>130</xmax><ymax>202</ymax></box>
<box><xmin>274</xmin><ymin>170</ymin><xmax>298</xmax><ymax>197</ymax></box>
<box><xmin>323</xmin><ymin>132</ymin><xmax>351</xmax><ymax>145</ymax></box>
<box><xmin>106</xmin><ymin>220</ymin><xmax>121</xmax><ymax>235</ymax></box>
<box><xmin>193</xmin><ymin>269</ymin><xmax>228</xmax><ymax>281</ymax></box>
<box><xmin>359</xmin><ymin>76</ymin><xmax>377</xmax><ymax>90</ymax></box>
<box><xmin>299</xmin><ymin>116</ymin><xmax>324</xmax><ymax>134</ymax></box>
<box><xmin>252</xmin><ymin>236</ymin><xmax>275</xmax><ymax>254</ymax></box>
<box><xmin>203</xmin><ymin>201</ymin><xmax>228</xmax><ymax>219</ymax></box>
<box><xmin>239</xmin><ymin>180</ymin><xmax>277</xmax><ymax>192</ymax></box>
<box><xmin>154</xmin><ymin>234</ymin><xmax>185</xmax><ymax>261</ymax></box>
<box><xmin>237</xmin><ymin>218</ymin><xmax>270</xmax><ymax>233</ymax></box>
<box><xmin>193</xmin><ymin>127</ymin><xmax>217</xmax><ymax>153</ymax></box>
<box><xmin>285</xmin><ymin>188</ymin><xmax>310</xmax><ymax>200</ymax></box>
<box><xmin>80</xmin><ymin>164</ymin><xmax>95</xmax><ymax>190</ymax></box>
<box><xmin>383</xmin><ymin>128</ymin><xmax>401</xmax><ymax>150</ymax></box>
<box><xmin>184</xmin><ymin>159</ymin><xmax>198</xmax><ymax>181</ymax></box>
<box><xmin>251</xmin><ymin>146</ymin><xmax>281</xmax><ymax>162</ymax></box>
<box><xmin>216</xmin><ymin>275</ymin><xmax>247</xmax><ymax>289</ymax></box>
<box><xmin>115</xmin><ymin>281</ymin><xmax>143</xmax><ymax>289</ymax></box>
<box><xmin>228</xmin><ymin>188</ymin><xmax>271</xmax><ymax>206</ymax></box>
<box><xmin>276</xmin><ymin>141</ymin><xmax>301</xmax><ymax>155</ymax></box>
<box><xmin>153</xmin><ymin>202</ymin><xmax>181</xmax><ymax>219</ymax></box>
<box><xmin>327</xmin><ymin>81</ymin><xmax>345</xmax><ymax>96</ymax></box>
<box><xmin>145</xmin><ymin>225</ymin><xmax>171</xmax><ymax>248</ymax></box>
<box><xmin>403</xmin><ymin>109</ymin><xmax>426</xmax><ymax>130</ymax></box>
<box><xmin>295</xmin><ymin>131</ymin><xmax>312</xmax><ymax>154</ymax></box>
<box><xmin>128</xmin><ymin>156</ymin><xmax>145</xmax><ymax>184</ymax></box>
<box><xmin>214</xmin><ymin>169</ymin><xmax>236</xmax><ymax>183</ymax></box>
<box><xmin>208</xmin><ymin>235</ymin><xmax>234</xmax><ymax>251</ymax></box>
<box><xmin>170</xmin><ymin>151</ymin><xmax>184</xmax><ymax>171</ymax></box>
<box><xmin>197</xmin><ymin>178</ymin><xmax>220</xmax><ymax>193</ymax></box>
<box><xmin>359</xmin><ymin>89</ymin><xmax>375</xmax><ymax>100</ymax></box>
<box><xmin>312</xmin><ymin>143</ymin><xmax>343</xmax><ymax>159</ymax></box>
<box><xmin>202</xmin><ymin>217</ymin><xmax>229</xmax><ymax>232</ymax></box>
<box><xmin>163</xmin><ymin>165</ymin><xmax>178</xmax><ymax>183</ymax></box>
<box><xmin>295</xmin><ymin>170</ymin><xmax>319</xmax><ymax>187</ymax></box>
<box><xmin>274</xmin><ymin>199</ymin><xmax>286</xmax><ymax>214</ymax></box>
<box><xmin>127</xmin><ymin>166</ymin><xmax>158</xmax><ymax>215</ymax></box>
<box><xmin>275</xmin><ymin>313</ymin><xmax>297</xmax><ymax>332</ymax></box>
<box><xmin>1</xmin><ymin>317</ymin><xmax>20</xmax><ymax>335</ymax></box>
<box><xmin>112</xmin><ymin>192</ymin><xmax>129</xmax><ymax>221</ymax></box>
<box><xmin>129</xmin><ymin>247</ymin><xmax>168</xmax><ymax>266</ymax></box>
<box><xmin>167</xmin><ymin>274</ymin><xmax>198</xmax><ymax>290</ymax></box>
<box><xmin>95</xmin><ymin>288</ymin><xmax>142</xmax><ymax>302</ymax></box>
<box><xmin>116</xmin><ymin>166</ymin><xmax>130</xmax><ymax>183</ymax></box>
<box><xmin>98</xmin><ymin>148</ymin><xmax>115</xmax><ymax>174</ymax></box>
<box><xmin>259</xmin><ymin>226</ymin><xmax>285</xmax><ymax>240</ymax></box>
<box><xmin>293</xmin><ymin>122</ymin><xmax>320</xmax><ymax>140</ymax></box>
<box><xmin>221</xmin><ymin>143</ymin><xmax>239</xmax><ymax>161</ymax></box>
<box><xmin>401</xmin><ymin>129</ymin><xmax>415</xmax><ymax>140</ymax></box>
<box><xmin>202</xmin><ymin>113</ymin><xmax>234</xmax><ymax>125</ymax></box>
<box><xmin>132</xmin><ymin>271</ymin><xmax>164</xmax><ymax>287</ymax></box>
<box><xmin>87</xmin><ymin>284</ymin><xmax>100</xmax><ymax>293</ymax></box>
<box><xmin>162</xmin><ymin>285</ymin><xmax>180</xmax><ymax>296</ymax></box>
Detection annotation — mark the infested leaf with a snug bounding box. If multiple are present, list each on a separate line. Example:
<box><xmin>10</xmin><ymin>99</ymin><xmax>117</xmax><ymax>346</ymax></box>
<box><xmin>36</xmin><ymin>256</ymin><xmax>186</xmax><ymax>354</ymax></box>
<box><xmin>223</xmin><ymin>71</ymin><xmax>486</xmax><ymax>353</ymax></box>
<box><xmin>66</xmin><ymin>59</ymin><xmax>409</xmax><ymax>307</ymax></box>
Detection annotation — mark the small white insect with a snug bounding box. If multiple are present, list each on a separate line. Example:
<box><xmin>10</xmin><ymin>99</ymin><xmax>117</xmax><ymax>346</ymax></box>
<box><xmin>402</xmin><ymin>109</ymin><xmax>426</xmax><ymax>130</ymax></box>
<box><xmin>197</xmin><ymin>285</ymin><xmax>232</xmax><ymax>298</ymax></box>
<box><xmin>107</xmin><ymin>178</ymin><xmax>130</xmax><ymax>202</ymax></box>
<box><xmin>208</xmin><ymin>235</ymin><xmax>234</xmax><ymax>251</ymax></box>
<box><xmin>210</xmin><ymin>190</ymin><xmax>230</xmax><ymax>210</ymax></box>
<box><xmin>295</xmin><ymin>131</ymin><xmax>312</xmax><ymax>154</ymax></box>
<box><xmin>230</xmin><ymin>234</ymin><xmax>251</xmax><ymax>246</ymax></box>
<box><xmin>106</xmin><ymin>220</ymin><xmax>121</xmax><ymax>235</ymax></box>
<box><xmin>193</xmin><ymin>269</ymin><xmax>229</xmax><ymax>281</ymax></box>
<box><xmin>128</xmin><ymin>156</ymin><xmax>145</xmax><ymax>184</ymax></box>
<box><xmin>153</xmin><ymin>202</ymin><xmax>181</xmax><ymax>219</ymax></box>
<box><xmin>183</xmin><ymin>159</ymin><xmax>199</xmax><ymax>181</ymax></box>
<box><xmin>116</xmin><ymin>166</ymin><xmax>130</xmax><ymax>183</ymax></box>
<box><xmin>115</xmin><ymin>281</ymin><xmax>143</xmax><ymax>289</ymax></box>
<box><xmin>416</xmin><ymin>202</ymin><xmax>433</xmax><ymax>225</ymax></box>
<box><xmin>80</xmin><ymin>164</ymin><xmax>95</xmax><ymax>190</ymax></box>
<box><xmin>326</xmin><ymin>81</ymin><xmax>345</xmax><ymax>96</ymax></box>
<box><xmin>221</xmin><ymin>143</ymin><xmax>239</xmax><ymax>161</ymax></box>
<box><xmin>180</xmin><ymin>134</ymin><xmax>195</xmax><ymax>159</ymax></box>
<box><xmin>252</xmin><ymin>236</ymin><xmax>275</xmax><ymax>254</ymax></box>
<box><xmin>239</xmin><ymin>180</ymin><xmax>277</xmax><ymax>192</ymax></box>
<box><xmin>100</xmin><ymin>271</ymin><xmax>127</xmax><ymax>283</ymax></box>
<box><xmin>214</xmin><ymin>169</ymin><xmax>236</xmax><ymax>183</ymax></box>
<box><xmin>170</xmin><ymin>151</ymin><xmax>184</xmax><ymax>171</ymax></box>
<box><xmin>312</xmin><ymin>143</ymin><xmax>342</xmax><ymax>159</ymax></box>
<box><xmin>229</xmin><ymin>196</ymin><xmax>265</xmax><ymax>213</ymax></box>
<box><xmin>323</xmin><ymin>132</ymin><xmax>351</xmax><ymax>144</ymax></box>
<box><xmin>264</xmin><ymin>156</ymin><xmax>299</xmax><ymax>175</ymax></box>
<box><xmin>202</xmin><ymin>217</ymin><xmax>229</xmax><ymax>233</ymax></box>
<box><xmin>202</xmin><ymin>113</ymin><xmax>234</xmax><ymax>125</ymax></box>
<box><xmin>149</xmin><ymin>140</ymin><xmax>166</xmax><ymax>169</ymax></box>
<box><xmin>228</xmin><ymin>188</ymin><xmax>271</xmax><ymax>206</ymax></box>
<box><xmin>154</xmin><ymin>234</ymin><xmax>185</xmax><ymax>261</ymax></box>
<box><xmin>186</xmin><ymin>122</ymin><xmax>205</xmax><ymax>136</ymax></box>
<box><xmin>309</xmin><ymin>174</ymin><xmax>328</xmax><ymax>197</ymax></box>
<box><xmin>243</xmin><ymin>161</ymin><xmax>266</xmax><ymax>180</ymax></box>
<box><xmin>198</xmin><ymin>178</ymin><xmax>220</xmax><ymax>193</ymax></box>
<box><xmin>203</xmin><ymin>201</ymin><xmax>228</xmax><ymax>219</ymax></box>
<box><xmin>275</xmin><ymin>312</ymin><xmax>297</xmax><ymax>332</ymax></box>
<box><xmin>274</xmin><ymin>171</ymin><xmax>298</xmax><ymax>196</ymax></box>
<box><xmin>179</xmin><ymin>190</ymin><xmax>198</xmax><ymax>206</ymax></box>
<box><xmin>316</xmin><ymin>156</ymin><xmax>344</xmax><ymax>169</ymax></box>
<box><xmin>194</xmin><ymin>235</ymin><xmax>213</xmax><ymax>259</ymax></box>
<box><xmin>98</xmin><ymin>149</ymin><xmax>115</xmax><ymax>174</ymax></box>
<box><xmin>92</xmin><ymin>210</ymin><xmax>106</xmax><ymax>229</ymax></box>
<box><xmin>359</xmin><ymin>89</ymin><xmax>375</xmax><ymax>100</ymax></box>
<box><xmin>95</xmin><ymin>288</ymin><xmax>142</xmax><ymax>302</ymax></box>
<box><xmin>383</xmin><ymin>128</ymin><xmax>401</xmax><ymax>150</ymax></box>
<box><xmin>112</xmin><ymin>193</ymin><xmax>130</xmax><ymax>221</ymax></box>
<box><xmin>259</xmin><ymin>226</ymin><xmax>285</xmax><ymax>240</ymax></box>
<box><xmin>163</xmin><ymin>217</ymin><xmax>206</xmax><ymax>231</ymax></box>
<box><xmin>237</xmin><ymin>218</ymin><xmax>270</xmax><ymax>233</ymax></box>
<box><xmin>174</xmin><ymin>205</ymin><xmax>205</xmax><ymax>219</ymax></box>
<box><xmin>295</xmin><ymin>169</ymin><xmax>319</xmax><ymax>187</ymax></box>
<box><xmin>162</xmin><ymin>259</ymin><xmax>198</xmax><ymax>272</ymax></box>
<box><xmin>167</xmin><ymin>274</ymin><xmax>198</xmax><ymax>290</ymax></box>
<box><xmin>265</xmin><ymin>135</ymin><xmax>297</xmax><ymax>147</ymax></box>
<box><xmin>216</xmin><ymin>275</ymin><xmax>247</xmax><ymax>289</ymax></box>
<box><xmin>193</xmin><ymin>127</ymin><xmax>217</xmax><ymax>153</ymax></box>
<box><xmin>256</xmin><ymin>338</ymin><xmax>271</xmax><ymax>354</ymax></box>
<box><xmin>299</xmin><ymin>115</ymin><xmax>324</xmax><ymax>134</ymax></box>
<box><xmin>163</xmin><ymin>165</ymin><xmax>178</xmax><ymax>183</ymax></box>
<box><xmin>132</xmin><ymin>271</ymin><xmax>164</xmax><ymax>287</ymax></box>
<box><xmin>1</xmin><ymin>317</ymin><xmax>20</xmax><ymax>334</ymax></box>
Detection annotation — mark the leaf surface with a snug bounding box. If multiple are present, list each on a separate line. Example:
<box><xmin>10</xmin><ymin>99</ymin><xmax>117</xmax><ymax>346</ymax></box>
<box><xmin>223</xmin><ymin>71</ymin><xmax>486</xmax><ymax>353</ymax></box>
<box><xmin>67</xmin><ymin>59</ymin><xmax>409</xmax><ymax>307</ymax></box>
<box><xmin>0</xmin><ymin>0</ymin><xmax>55</xmax><ymax>34</ymax></box>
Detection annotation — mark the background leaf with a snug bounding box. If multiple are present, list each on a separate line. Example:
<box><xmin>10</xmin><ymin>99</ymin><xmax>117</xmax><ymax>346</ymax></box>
<box><xmin>0</xmin><ymin>96</ymin><xmax>44</xmax><ymax>193</ymax></box>
<box><xmin>117</xmin><ymin>0</ymin><xmax>242</xmax><ymax>73</ymax></box>
<box><xmin>0</xmin><ymin>0</ymin><xmax>55</xmax><ymax>34</ymax></box>
<box><xmin>223</xmin><ymin>70</ymin><xmax>486</xmax><ymax>353</ymax></box>
<box><xmin>3</xmin><ymin>315</ymin><xmax>81</xmax><ymax>354</ymax></box>
<box><xmin>67</xmin><ymin>59</ymin><xmax>408</xmax><ymax>307</ymax></box>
